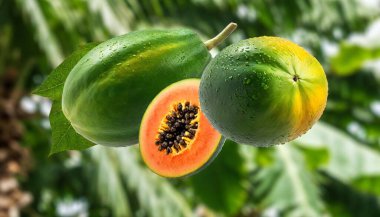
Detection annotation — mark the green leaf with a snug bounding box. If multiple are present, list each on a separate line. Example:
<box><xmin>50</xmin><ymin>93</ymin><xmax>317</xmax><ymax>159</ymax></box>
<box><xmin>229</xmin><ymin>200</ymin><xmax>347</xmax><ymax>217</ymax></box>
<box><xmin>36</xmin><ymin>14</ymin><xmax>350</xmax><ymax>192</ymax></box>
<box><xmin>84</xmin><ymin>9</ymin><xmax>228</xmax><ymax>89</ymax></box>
<box><xmin>16</xmin><ymin>0</ymin><xmax>64</xmax><ymax>66</ymax></box>
<box><xmin>254</xmin><ymin>146</ymin><xmax>276</xmax><ymax>166</ymax></box>
<box><xmin>326</xmin><ymin>203</ymin><xmax>351</xmax><ymax>217</ymax></box>
<box><xmin>90</xmin><ymin>147</ymin><xmax>132</xmax><ymax>217</ymax></box>
<box><xmin>296</xmin><ymin>122</ymin><xmax>380</xmax><ymax>194</ymax></box>
<box><xmin>352</xmin><ymin>176</ymin><xmax>380</xmax><ymax>195</ymax></box>
<box><xmin>34</xmin><ymin>43</ymin><xmax>100</xmax><ymax>155</ymax></box>
<box><xmin>253</xmin><ymin>146</ymin><xmax>326</xmax><ymax>217</ymax></box>
<box><xmin>119</xmin><ymin>147</ymin><xmax>192</xmax><ymax>217</ymax></box>
<box><xmin>330</xmin><ymin>43</ymin><xmax>380</xmax><ymax>76</ymax></box>
<box><xmin>90</xmin><ymin>146</ymin><xmax>192</xmax><ymax>217</ymax></box>
<box><xmin>323</xmin><ymin>175</ymin><xmax>380</xmax><ymax>217</ymax></box>
<box><xmin>294</xmin><ymin>144</ymin><xmax>329</xmax><ymax>171</ymax></box>
<box><xmin>33</xmin><ymin>42</ymin><xmax>99</xmax><ymax>100</ymax></box>
<box><xmin>49</xmin><ymin>101</ymin><xmax>94</xmax><ymax>155</ymax></box>
<box><xmin>189</xmin><ymin>140</ymin><xmax>249</xmax><ymax>215</ymax></box>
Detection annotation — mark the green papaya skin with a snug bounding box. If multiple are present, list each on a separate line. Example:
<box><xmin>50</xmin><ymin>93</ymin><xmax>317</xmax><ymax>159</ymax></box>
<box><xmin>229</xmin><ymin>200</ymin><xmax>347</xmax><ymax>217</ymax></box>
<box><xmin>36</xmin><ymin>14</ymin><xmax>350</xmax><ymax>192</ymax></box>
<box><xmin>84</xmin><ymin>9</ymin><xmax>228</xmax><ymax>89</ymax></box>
<box><xmin>200</xmin><ymin>37</ymin><xmax>328</xmax><ymax>146</ymax></box>
<box><xmin>62</xmin><ymin>29</ymin><xmax>211</xmax><ymax>146</ymax></box>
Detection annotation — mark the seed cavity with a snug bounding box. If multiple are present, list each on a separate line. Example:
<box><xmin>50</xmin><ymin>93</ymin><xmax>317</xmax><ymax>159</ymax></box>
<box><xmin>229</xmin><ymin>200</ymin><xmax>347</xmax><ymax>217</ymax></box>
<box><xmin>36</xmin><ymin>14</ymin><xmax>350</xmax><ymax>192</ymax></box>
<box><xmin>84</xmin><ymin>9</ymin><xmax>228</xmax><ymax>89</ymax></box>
<box><xmin>156</xmin><ymin>101</ymin><xmax>199</xmax><ymax>155</ymax></box>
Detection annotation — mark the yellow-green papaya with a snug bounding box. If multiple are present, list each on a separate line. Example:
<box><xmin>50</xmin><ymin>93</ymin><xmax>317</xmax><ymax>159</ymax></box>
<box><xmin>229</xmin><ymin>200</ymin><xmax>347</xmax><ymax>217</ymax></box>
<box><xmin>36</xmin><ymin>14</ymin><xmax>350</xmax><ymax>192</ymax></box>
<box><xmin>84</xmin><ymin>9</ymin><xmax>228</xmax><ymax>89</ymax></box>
<box><xmin>62</xmin><ymin>29</ymin><xmax>211</xmax><ymax>146</ymax></box>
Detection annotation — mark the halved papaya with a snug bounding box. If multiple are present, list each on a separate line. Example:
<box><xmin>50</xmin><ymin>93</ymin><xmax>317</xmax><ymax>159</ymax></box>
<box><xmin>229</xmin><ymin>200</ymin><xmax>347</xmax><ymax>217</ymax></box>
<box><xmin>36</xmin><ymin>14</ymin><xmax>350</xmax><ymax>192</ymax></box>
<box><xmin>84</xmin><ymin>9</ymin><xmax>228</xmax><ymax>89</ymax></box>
<box><xmin>139</xmin><ymin>79</ymin><xmax>224</xmax><ymax>178</ymax></box>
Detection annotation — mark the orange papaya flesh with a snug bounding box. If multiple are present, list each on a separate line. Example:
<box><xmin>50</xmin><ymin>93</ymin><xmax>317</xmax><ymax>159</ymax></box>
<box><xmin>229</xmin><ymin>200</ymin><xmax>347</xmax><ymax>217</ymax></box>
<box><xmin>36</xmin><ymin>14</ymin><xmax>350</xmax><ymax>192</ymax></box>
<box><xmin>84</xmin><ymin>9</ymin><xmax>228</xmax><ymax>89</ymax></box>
<box><xmin>139</xmin><ymin>79</ymin><xmax>224</xmax><ymax>178</ymax></box>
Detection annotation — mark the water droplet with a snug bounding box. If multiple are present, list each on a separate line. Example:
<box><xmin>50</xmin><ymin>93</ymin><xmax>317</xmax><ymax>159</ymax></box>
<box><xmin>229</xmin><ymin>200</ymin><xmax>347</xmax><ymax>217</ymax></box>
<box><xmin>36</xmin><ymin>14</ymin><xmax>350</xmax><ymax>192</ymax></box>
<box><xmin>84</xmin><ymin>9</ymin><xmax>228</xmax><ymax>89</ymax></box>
<box><xmin>244</xmin><ymin>78</ymin><xmax>251</xmax><ymax>85</ymax></box>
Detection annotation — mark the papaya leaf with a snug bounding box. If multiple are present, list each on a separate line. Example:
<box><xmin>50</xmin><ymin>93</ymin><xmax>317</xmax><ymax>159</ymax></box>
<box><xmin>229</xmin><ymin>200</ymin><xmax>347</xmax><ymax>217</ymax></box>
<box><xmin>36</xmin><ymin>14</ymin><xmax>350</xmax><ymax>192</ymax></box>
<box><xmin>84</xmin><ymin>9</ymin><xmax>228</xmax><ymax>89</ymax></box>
<box><xmin>296</xmin><ymin>122</ymin><xmax>380</xmax><ymax>195</ymax></box>
<box><xmin>189</xmin><ymin>140</ymin><xmax>249</xmax><ymax>215</ymax></box>
<box><xmin>330</xmin><ymin>43</ymin><xmax>380</xmax><ymax>76</ymax></box>
<box><xmin>33</xmin><ymin>42</ymin><xmax>99</xmax><ymax>100</ymax></box>
<box><xmin>33</xmin><ymin>43</ymin><xmax>99</xmax><ymax>154</ymax></box>
<box><xmin>49</xmin><ymin>101</ymin><xmax>94</xmax><ymax>155</ymax></box>
<box><xmin>252</xmin><ymin>146</ymin><xmax>327</xmax><ymax>217</ymax></box>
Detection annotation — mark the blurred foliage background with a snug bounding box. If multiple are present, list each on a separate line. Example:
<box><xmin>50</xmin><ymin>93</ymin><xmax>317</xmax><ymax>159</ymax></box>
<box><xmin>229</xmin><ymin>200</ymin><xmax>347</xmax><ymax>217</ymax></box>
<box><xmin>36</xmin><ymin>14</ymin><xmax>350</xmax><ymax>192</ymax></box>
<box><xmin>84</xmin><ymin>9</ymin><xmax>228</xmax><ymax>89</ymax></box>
<box><xmin>0</xmin><ymin>0</ymin><xmax>380</xmax><ymax>216</ymax></box>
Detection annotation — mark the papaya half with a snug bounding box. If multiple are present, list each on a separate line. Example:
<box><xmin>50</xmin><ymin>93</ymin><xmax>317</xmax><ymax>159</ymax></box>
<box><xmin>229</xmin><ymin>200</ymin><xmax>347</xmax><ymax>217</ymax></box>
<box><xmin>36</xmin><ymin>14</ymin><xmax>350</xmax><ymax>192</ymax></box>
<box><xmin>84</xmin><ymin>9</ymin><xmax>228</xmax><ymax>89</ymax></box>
<box><xmin>62</xmin><ymin>23</ymin><xmax>237</xmax><ymax>147</ymax></box>
<box><xmin>200</xmin><ymin>36</ymin><xmax>328</xmax><ymax>146</ymax></box>
<box><xmin>139</xmin><ymin>79</ymin><xmax>224</xmax><ymax>178</ymax></box>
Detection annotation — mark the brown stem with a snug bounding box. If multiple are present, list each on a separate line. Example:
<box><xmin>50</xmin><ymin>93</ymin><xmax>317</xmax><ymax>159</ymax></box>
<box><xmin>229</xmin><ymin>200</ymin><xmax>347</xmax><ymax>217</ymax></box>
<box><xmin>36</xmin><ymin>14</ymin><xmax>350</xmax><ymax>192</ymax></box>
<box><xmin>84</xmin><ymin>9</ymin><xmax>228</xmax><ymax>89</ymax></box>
<box><xmin>204</xmin><ymin>22</ymin><xmax>238</xmax><ymax>50</ymax></box>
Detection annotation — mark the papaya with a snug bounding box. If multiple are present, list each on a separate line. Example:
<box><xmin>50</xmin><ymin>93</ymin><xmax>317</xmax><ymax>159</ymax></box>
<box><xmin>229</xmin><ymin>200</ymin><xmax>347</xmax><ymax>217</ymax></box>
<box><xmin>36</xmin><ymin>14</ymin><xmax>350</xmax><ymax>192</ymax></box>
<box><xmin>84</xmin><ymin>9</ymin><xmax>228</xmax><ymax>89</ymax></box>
<box><xmin>200</xmin><ymin>36</ymin><xmax>328</xmax><ymax>146</ymax></box>
<box><xmin>62</xmin><ymin>23</ymin><xmax>237</xmax><ymax>147</ymax></box>
<box><xmin>139</xmin><ymin>79</ymin><xmax>224</xmax><ymax>178</ymax></box>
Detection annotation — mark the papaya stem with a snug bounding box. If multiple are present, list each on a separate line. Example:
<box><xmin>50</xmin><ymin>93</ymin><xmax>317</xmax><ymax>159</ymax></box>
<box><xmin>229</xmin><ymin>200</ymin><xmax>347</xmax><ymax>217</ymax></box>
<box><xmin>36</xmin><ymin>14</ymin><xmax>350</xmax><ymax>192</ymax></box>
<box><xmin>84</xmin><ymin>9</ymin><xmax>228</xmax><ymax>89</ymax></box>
<box><xmin>204</xmin><ymin>22</ymin><xmax>237</xmax><ymax>50</ymax></box>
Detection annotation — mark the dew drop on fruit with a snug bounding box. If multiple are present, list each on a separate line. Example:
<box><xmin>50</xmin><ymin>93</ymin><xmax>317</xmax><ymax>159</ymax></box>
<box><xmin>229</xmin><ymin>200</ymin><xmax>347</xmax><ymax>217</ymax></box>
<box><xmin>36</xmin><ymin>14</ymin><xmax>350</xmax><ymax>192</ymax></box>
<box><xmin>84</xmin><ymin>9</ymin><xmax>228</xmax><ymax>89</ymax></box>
<box><xmin>243</xmin><ymin>78</ymin><xmax>251</xmax><ymax>85</ymax></box>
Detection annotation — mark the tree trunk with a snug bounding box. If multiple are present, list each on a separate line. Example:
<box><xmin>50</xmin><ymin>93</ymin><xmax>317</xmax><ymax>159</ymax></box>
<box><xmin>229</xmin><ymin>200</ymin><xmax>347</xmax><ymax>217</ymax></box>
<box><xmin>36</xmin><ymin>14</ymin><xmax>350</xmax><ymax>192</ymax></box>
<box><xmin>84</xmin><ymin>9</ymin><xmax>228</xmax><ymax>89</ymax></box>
<box><xmin>0</xmin><ymin>68</ymin><xmax>32</xmax><ymax>217</ymax></box>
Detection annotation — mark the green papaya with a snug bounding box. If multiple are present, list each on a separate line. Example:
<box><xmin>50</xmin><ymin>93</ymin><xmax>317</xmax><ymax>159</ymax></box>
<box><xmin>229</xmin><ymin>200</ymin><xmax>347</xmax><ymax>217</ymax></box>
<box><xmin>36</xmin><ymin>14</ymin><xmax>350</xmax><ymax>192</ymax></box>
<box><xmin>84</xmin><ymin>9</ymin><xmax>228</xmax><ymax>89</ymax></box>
<box><xmin>62</xmin><ymin>24</ymin><xmax>237</xmax><ymax>147</ymax></box>
<box><xmin>200</xmin><ymin>37</ymin><xmax>328</xmax><ymax>146</ymax></box>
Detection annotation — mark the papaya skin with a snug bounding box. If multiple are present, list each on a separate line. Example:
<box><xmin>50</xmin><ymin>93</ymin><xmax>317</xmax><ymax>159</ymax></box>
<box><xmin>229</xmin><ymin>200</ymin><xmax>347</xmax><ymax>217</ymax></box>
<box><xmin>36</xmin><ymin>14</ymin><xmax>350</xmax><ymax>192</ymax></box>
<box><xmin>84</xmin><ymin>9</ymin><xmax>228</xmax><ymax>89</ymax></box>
<box><xmin>62</xmin><ymin>29</ymin><xmax>211</xmax><ymax>146</ymax></box>
<box><xmin>200</xmin><ymin>36</ymin><xmax>328</xmax><ymax>146</ymax></box>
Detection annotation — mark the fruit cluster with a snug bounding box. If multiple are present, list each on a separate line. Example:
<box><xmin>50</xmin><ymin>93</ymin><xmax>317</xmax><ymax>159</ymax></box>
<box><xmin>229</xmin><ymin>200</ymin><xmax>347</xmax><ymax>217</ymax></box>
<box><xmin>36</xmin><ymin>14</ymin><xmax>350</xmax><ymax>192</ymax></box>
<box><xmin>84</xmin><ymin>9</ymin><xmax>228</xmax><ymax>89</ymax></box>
<box><xmin>50</xmin><ymin>22</ymin><xmax>328</xmax><ymax>177</ymax></box>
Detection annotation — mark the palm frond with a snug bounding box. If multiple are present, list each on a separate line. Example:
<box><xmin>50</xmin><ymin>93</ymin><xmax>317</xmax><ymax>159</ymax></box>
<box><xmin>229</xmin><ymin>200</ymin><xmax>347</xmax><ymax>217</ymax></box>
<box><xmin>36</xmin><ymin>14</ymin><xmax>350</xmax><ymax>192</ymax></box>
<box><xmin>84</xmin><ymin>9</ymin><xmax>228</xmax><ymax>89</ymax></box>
<box><xmin>297</xmin><ymin>122</ymin><xmax>380</xmax><ymax>193</ymax></box>
<box><xmin>116</xmin><ymin>146</ymin><xmax>192</xmax><ymax>217</ymax></box>
<box><xmin>90</xmin><ymin>146</ymin><xmax>192</xmax><ymax>217</ymax></box>
<box><xmin>252</xmin><ymin>145</ymin><xmax>326</xmax><ymax>217</ymax></box>
<box><xmin>16</xmin><ymin>0</ymin><xmax>64</xmax><ymax>66</ymax></box>
<box><xmin>90</xmin><ymin>147</ymin><xmax>132</xmax><ymax>217</ymax></box>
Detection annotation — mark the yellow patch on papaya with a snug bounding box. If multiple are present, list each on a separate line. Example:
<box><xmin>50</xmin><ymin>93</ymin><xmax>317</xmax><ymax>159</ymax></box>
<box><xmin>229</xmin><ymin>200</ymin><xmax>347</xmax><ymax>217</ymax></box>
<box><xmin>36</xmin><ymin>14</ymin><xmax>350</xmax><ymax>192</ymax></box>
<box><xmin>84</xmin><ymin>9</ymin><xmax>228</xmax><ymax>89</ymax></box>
<box><xmin>200</xmin><ymin>36</ymin><xmax>328</xmax><ymax>146</ymax></box>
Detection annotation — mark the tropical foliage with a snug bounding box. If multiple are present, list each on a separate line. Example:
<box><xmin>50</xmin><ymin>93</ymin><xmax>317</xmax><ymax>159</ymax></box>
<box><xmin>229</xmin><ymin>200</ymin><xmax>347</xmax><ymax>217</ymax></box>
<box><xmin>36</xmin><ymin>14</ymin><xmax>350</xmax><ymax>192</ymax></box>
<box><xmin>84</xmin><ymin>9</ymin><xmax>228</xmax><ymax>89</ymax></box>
<box><xmin>1</xmin><ymin>0</ymin><xmax>380</xmax><ymax>216</ymax></box>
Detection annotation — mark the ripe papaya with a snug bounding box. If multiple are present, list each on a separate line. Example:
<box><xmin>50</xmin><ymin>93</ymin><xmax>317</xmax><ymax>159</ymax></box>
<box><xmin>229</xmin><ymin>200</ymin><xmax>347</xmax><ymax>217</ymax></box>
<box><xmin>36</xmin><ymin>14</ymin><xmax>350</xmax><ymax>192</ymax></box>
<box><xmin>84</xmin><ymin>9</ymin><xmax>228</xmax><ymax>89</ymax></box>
<box><xmin>62</xmin><ymin>24</ymin><xmax>237</xmax><ymax>147</ymax></box>
<box><xmin>139</xmin><ymin>79</ymin><xmax>224</xmax><ymax>178</ymax></box>
<box><xmin>200</xmin><ymin>36</ymin><xmax>328</xmax><ymax>146</ymax></box>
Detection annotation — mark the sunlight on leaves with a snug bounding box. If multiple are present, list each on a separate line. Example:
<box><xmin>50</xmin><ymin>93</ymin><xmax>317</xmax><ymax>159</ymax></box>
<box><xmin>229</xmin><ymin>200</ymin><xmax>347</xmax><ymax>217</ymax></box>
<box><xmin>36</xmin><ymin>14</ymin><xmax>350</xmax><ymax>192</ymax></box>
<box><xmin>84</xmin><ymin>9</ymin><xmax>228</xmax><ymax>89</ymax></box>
<box><xmin>90</xmin><ymin>146</ymin><xmax>192</xmax><ymax>217</ymax></box>
<box><xmin>297</xmin><ymin>122</ymin><xmax>380</xmax><ymax>194</ymax></box>
<box><xmin>331</xmin><ymin>43</ymin><xmax>380</xmax><ymax>76</ymax></box>
<box><xmin>16</xmin><ymin>0</ymin><xmax>64</xmax><ymax>66</ymax></box>
<box><xmin>252</xmin><ymin>145</ymin><xmax>326</xmax><ymax>217</ymax></box>
<box><xmin>90</xmin><ymin>147</ymin><xmax>132</xmax><ymax>217</ymax></box>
